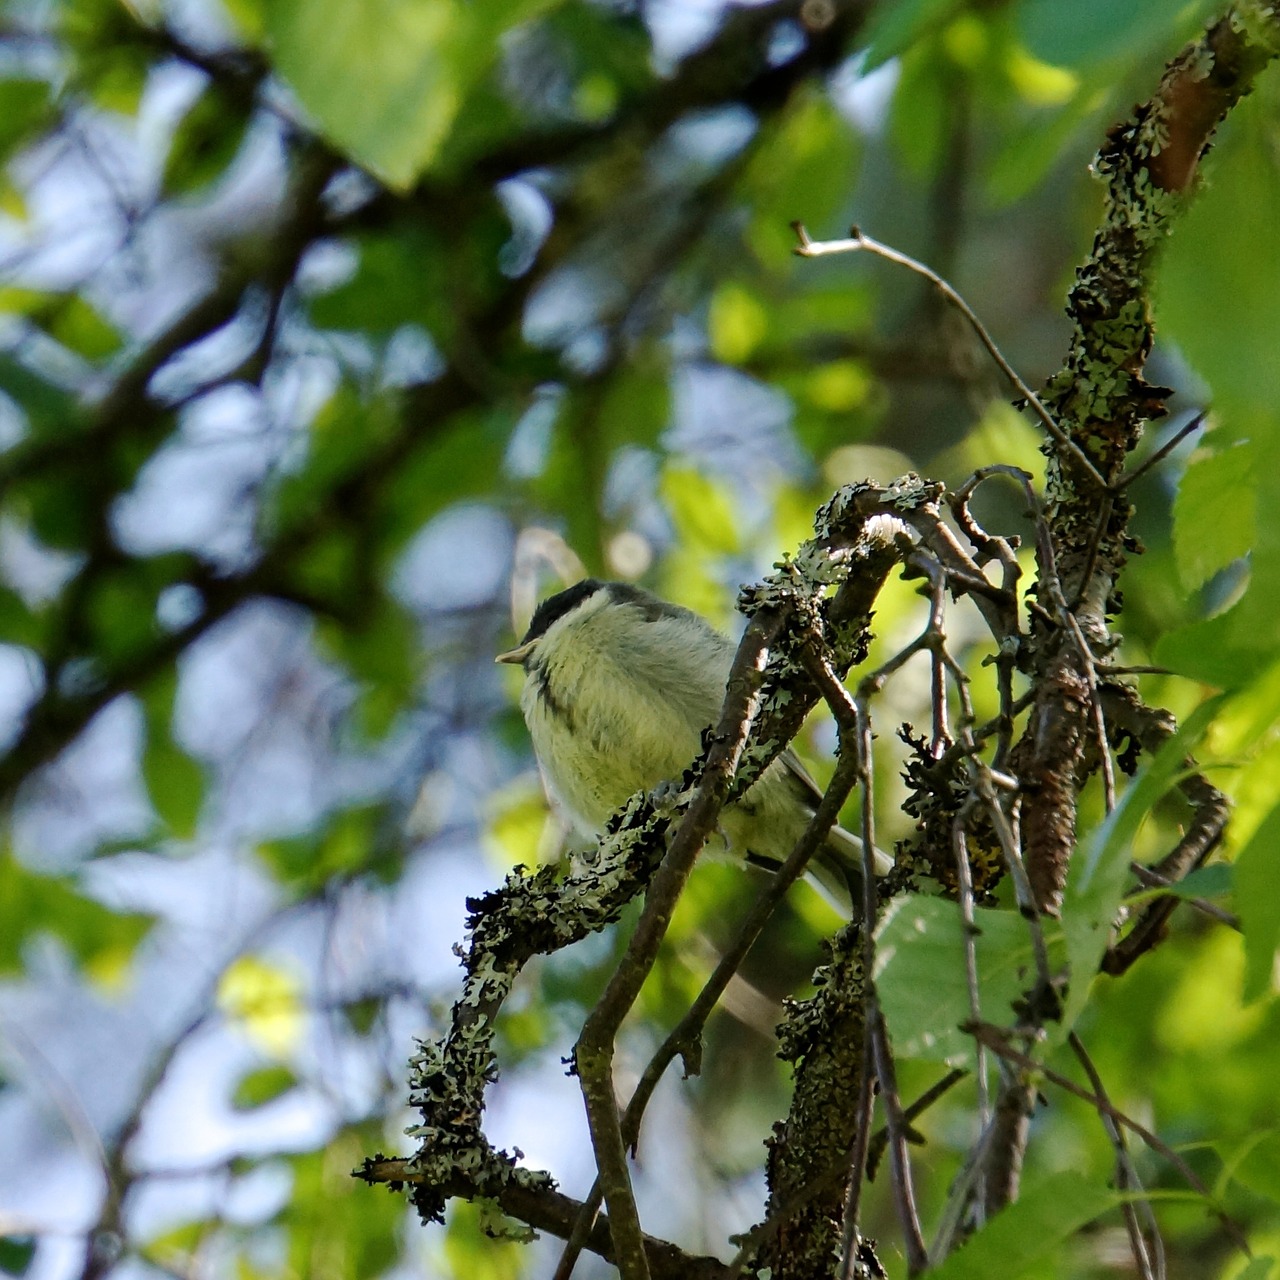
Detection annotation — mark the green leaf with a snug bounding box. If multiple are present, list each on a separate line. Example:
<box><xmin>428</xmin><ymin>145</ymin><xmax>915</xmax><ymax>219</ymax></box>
<box><xmin>265</xmin><ymin>0</ymin><xmax>460</xmax><ymax>187</ymax></box>
<box><xmin>0</xmin><ymin>1236</ymin><xmax>36</xmax><ymax>1278</ymax></box>
<box><xmin>219</xmin><ymin>955</ymin><xmax>305</xmax><ymax>1056</ymax></box>
<box><xmin>0</xmin><ymin>856</ymin><xmax>153</xmax><ymax>979</ymax></box>
<box><xmin>862</xmin><ymin>0</ymin><xmax>958</xmax><ymax>70</ymax></box>
<box><xmin>62</xmin><ymin>0</ymin><xmax>150</xmax><ymax>113</ymax></box>
<box><xmin>1235</xmin><ymin>800</ymin><xmax>1280</xmax><ymax>1003</ymax></box>
<box><xmin>876</xmin><ymin>898</ymin><xmax>1044</xmax><ymax>1064</ymax></box>
<box><xmin>140</xmin><ymin>673</ymin><xmax>205</xmax><ymax>839</ymax></box>
<box><xmin>284</xmin><ymin>1137</ymin><xmax>404</xmax><ymax>1277</ymax></box>
<box><xmin>1020</xmin><ymin>0</ymin><xmax>1217</xmax><ymax>69</ymax></box>
<box><xmin>1058</xmin><ymin>697</ymin><xmax>1220</xmax><ymax>1038</ymax></box>
<box><xmin>1172</xmin><ymin>437</ymin><xmax>1256</xmax><ymax>590</ymax></box>
<box><xmin>1224</xmin><ymin>1131</ymin><xmax>1280</xmax><ymax>1205</ymax></box>
<box><xmin>1156</xmin><ymin>447</ymin><xmax>1280</xmax><ymax>684</ymax></box>
<box><xmin>745</xmin><ymin>89</ymin><xmax>860</xmax><ymax>260</ymax></box>
<box><xmin>266</xmin><ymin>0</ymin><xmax>563</xmax><ymax>186</ymax></box>
<box><xmin>85</xmin><ymin>568</ymin><xmax>162</xmax><ymax>664</ymax></box>
<box><xmin>231</xmin><ymin>1064</ymin><xmax>300</xmax><ymax>1110</ymax></box>
<box><xmin>708</xmin><ymin>283</ymin><xmax>768</xmax><ymax>365</ymax></box>
<box><xmin>925</xmin><ymin>1170</ymin><xmax>1118</xmax><ymax>1279</ymax></box>
<box><xmin>1156</xmin><ymin>95</ymin><xmax>1280</xmax><ymax>686</ymax></box>
<box><xmin>140</xmin><ymin>734</ymin><xmax>205</xmax><ymax>838</ymax></box>
<box><xmin>0</xmin><ymin>80</ymin><xmax>52</xmax><ymax>156</ymax></box>
<box><xmin>163</xmin><ymin>86</ymin><xmax>253</xmax><ymax>195</ymax></box>
<box><xmin>308</xmin><ymin>231</ymin><xmax>447</xmax><ymax>335</ymax></box>
<box><xmin>48</xmin><ymin>296</ymin><xmax>122</xmax><ymax>361</ymax></box>
<box><xmin>260</xmin><ymin>803</ymin><xmax>400</xmax><ymax>893</ymax></box>
<box><xmin>660</xmin><ymin>465</ymin><xmax>740</xmax><ymax>557</ymax></box>
<box><xmin>1235</xmin><ymin>1260</ymin><xmax>1277</xmax><ymax>1280</ymax></box>
<box><xmin>1162</xmin><ymin>78</ymin><xmax>1280</xmax><ymax>414</ymax></box>
<box><xmin>1159</xmin><ymin>862</ymin><xmax>1231</xmax><ymax>900</ymax></box>
<box><xmin>888</xmin><ymin>40</ymin><xmax>953</xmax><ymax>175</ymax></box>
<box><xmin>0</xmin><ymin>586</ymin><xmax>45</xmax><ymax>650</ymax></box>
<box><xmin>317</xmin><ymin>596</ymin><xmax>419</xmax><ymax>738</ymax></box>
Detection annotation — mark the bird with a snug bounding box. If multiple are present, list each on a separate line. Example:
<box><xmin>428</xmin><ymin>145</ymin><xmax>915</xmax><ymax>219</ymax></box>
<box><xmin>496</xmin><ymin>578</ymin><xmax>892</xmax><ymax>909</ymax></box>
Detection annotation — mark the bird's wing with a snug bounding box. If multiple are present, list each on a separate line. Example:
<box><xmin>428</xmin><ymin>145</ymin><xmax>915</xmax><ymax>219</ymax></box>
<box><xmin>778</xmin><ymin>747</ymin><xmax>826</xmax><ymax>807</ymax></box>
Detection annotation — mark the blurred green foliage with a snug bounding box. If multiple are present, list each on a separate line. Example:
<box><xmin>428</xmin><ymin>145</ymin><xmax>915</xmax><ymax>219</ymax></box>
<box><xmin>0</xmin><ymin>0</ymin><xmax>1278</xmax><ymax>1278</ymax></box>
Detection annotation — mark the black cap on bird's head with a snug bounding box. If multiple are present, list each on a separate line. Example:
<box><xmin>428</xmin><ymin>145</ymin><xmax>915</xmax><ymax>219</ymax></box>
<box><xmin>495</xmin><ymin>579</ymin><xmax>605</xmax><ymax>666</ymax></box>
<box><xmin>495</xmin><ymin>578</ymin><xmax>691</xmax><ymax>666</ymax></box>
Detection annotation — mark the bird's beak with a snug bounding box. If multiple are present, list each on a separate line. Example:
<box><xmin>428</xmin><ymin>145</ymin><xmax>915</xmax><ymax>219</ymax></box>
<box><xmin>495</xmin><ymin>639</ymin><xmax>537</xmax><ymax>665</ymax></box>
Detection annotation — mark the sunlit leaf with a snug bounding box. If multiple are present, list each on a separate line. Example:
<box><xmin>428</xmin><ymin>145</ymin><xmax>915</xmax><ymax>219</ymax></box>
<box><xmin>708</xmin><ymin>283</ymin><xmax>768</xmax><ymax>365</ymax></box>
<box><xmin>218</xmin><ymin>956</ymin><xmax>305</xmax><ymax>1056</ymax></box>
<box><xmin>266</xmin><ymin>0</ymin><xmax>556</xmax><ymax>188</ymax></box>
<box><xmin>660</xmin><ymin>465</ymin><xmax>740</xmax><ymax>557</ymax></box>
<box><xmin>483</xmin><ymin>778</ymin><xmax>554</xmax><ymax>869</ymax></box>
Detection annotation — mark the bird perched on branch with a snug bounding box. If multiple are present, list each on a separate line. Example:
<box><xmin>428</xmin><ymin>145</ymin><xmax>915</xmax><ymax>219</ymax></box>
<box><xmin>497</xmin><ymin>579</ymin><xmax>892</xmax><ymax>907</ymax></box>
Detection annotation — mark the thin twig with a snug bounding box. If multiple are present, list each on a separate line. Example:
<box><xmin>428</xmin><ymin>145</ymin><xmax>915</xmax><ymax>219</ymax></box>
<box><xmin>553</xmin><ymin>735</ymin><xmax>867</xmax><ymax>1280</ymax></box>
<box><xmin>574</xmin><ymin>616</ymin><xmax>782</xmax><ymax>1280</ymax></box>
<box><xmin>967</xmin><ymin>1022</ymin><xmax>1252</xmax><ymax>1259</ymax></box>
<box><xmin>1070</xmin><ymin>1032</ymin><xmax>1165</xmax><ymax>1280</ymax></box>
<box><xmin>1127</xmin><ymin>862</ymin><xmax>1239</xmax><ymax>931</ymax></box>
<box><xmin>1114</xmin><ymin>411</ymin><xmax>1207</xmax><ymax>490</ymax></box>
<box><xmin>952</xmin><ymin>815</ymin><xmax>990</xmax><ymax>1134</ymax></box>
<box><xmin>855</xmin><ymin>697</ymin><xmax>929</xmax><ymax>1275</ymax></box>
<box><xmin>792</xmin><ymin>223</ymin><xmax>1108</xmax><ymax>491</ymax></box>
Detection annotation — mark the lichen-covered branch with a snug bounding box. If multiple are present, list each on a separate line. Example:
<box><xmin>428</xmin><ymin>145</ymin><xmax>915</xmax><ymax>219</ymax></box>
<box><xmin>358</xmin><ymin>1157</ymin><xmax>731</xmax><ymax>1280</ymax></box>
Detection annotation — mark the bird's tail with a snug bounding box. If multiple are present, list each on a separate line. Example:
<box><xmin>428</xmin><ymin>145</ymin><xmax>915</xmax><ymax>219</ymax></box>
<box><xmin>809</xmin><ymin>822</ymin><xmax>894</xmax><ymax>913</ymax></box>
